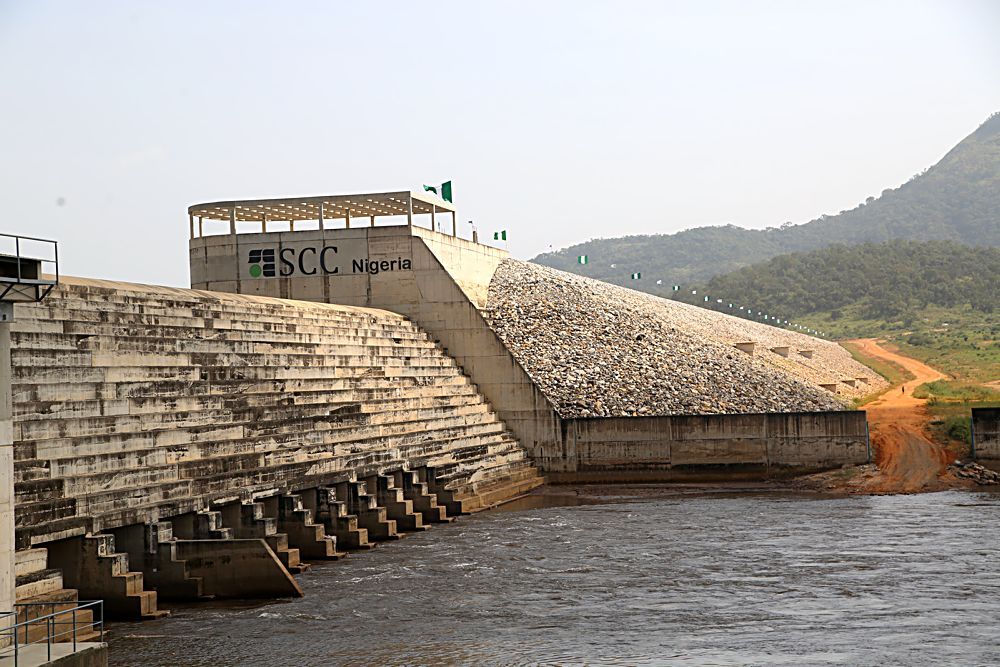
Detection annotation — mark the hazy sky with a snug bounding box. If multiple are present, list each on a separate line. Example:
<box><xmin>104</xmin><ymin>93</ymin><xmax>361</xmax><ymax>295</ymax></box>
<box><xmin>2</xmin><ymin>1</ymin><xmax>998</xmax><ymax>286</ymax></box>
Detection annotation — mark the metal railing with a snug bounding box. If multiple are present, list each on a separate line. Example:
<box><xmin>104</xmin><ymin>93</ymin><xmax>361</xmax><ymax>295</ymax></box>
<box><xmin>0</xmin><ymin>600</ymin><xmax>104</xmax><ymax>665</ymax></box>
<box><xmin>0</xmin><ymin>232</ymin><xmax>59</xmax><ymax>303</ymax></box>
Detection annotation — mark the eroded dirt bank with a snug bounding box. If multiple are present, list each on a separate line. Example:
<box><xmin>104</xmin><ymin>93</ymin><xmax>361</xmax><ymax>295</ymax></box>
<box><xmin>802</xmin><ymin>338</ymin><xmax>971</xmax><ymax>494</ymax></box>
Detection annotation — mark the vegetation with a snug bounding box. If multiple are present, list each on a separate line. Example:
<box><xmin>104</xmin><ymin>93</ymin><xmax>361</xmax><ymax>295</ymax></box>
<box><xmin>690</xmin><ymin>240</ymin><xmax>999</xmax><ymax>322</ymax></box>
<box><xmin>533</xmin><ymin>112</ymin><xmax>1000</xmax><ymax>284</ymax></box>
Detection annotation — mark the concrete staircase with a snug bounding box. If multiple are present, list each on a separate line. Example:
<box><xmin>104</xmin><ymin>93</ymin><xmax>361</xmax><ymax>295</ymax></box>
<box><xmin>271</xmin><ymin>493</ymin><xmax>344</xmax><ymax>560</ymax></box>
<box><xmin>43</xmin><ymin>535</ymin><xmax>166</xmax><ymax>620</ymax></box>
<box><xmin>12</xmin><ymin>281</ymin><xmax>542</xmax><ymax>553</ymax></box>
<box><xmin>313</xmin><ymin>487</ymin><xmax>373</xmax><ymax>551</ymax></box>
<box><xmin>14</xmin><ymin>548</ymin><xmax>101</xmax><ymax>645</ymax></box>
<box><xmin>217</xmin><ymin>502</ymin><xmax>309</xmax><ymax>574</ymax></box>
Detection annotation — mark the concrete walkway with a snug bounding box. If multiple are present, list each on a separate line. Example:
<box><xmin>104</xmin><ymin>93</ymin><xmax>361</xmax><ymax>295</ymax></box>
<box><xmin>0</xmin><ymin>642</ymin><xmax>106</xmax><ymax>666</ymax></box>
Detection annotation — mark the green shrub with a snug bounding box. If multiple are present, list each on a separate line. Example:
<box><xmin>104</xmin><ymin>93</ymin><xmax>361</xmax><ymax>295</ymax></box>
<box><xmin>945</xmin><ymin>415</ymin><xmax>971</xmax><ymax>444</ymax></box>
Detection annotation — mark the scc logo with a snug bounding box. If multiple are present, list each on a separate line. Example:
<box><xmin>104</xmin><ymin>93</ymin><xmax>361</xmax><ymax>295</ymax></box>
<box><xmin>247</xmin><ymin>246</ymin><xmax>340</xmax><ymax>278</ymax></box>
<box><xmin>247</xmin><ymin>249</ymin><xmax>275</xmax><ymax>277</ymax></box>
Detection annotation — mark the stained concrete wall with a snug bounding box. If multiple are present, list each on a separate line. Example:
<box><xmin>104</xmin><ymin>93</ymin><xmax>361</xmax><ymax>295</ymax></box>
<box><xmin>190</xmin><ymin>226</ymin><xmax>565</xmax><ymax>470</ymax></box>
<box><xmin>11</xmin><ymin>278</ymin><xmax>540</xmax><ymax>548</ymax></box>
<box><xmin>973</xmin><ymin>408</ymin><xmax>1000</xmax><ymax>461</ymax></box>
<box><xmin>551</xmin><ymin>411</ymin><xmax>869</xmax><ymax>482</ymax></box>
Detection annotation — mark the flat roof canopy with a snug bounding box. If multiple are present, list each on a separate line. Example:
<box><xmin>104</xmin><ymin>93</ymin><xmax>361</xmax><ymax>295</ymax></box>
<box><xmin>188</xmin><ymin>190</ymin><xmax>455</xmax><ymax>222</ymax></box>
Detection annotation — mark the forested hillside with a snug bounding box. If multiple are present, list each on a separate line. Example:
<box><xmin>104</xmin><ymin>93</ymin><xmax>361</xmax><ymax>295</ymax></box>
<box><xmin>688</xmin><ymin>240</ymin><xmax>998</xmax><ymax>321</ymax></box>
<box><xmin>533</xmin><ymin>112</ymin><xmax>1000</xmax><ymax>285</ymax></box>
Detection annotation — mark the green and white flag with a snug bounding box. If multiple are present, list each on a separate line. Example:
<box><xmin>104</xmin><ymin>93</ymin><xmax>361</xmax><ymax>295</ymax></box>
<box><xmin>672</xmin><ymin>285</ymin><xmax>680</xmax><ymax>291</ymax></box>
<box><xmin>441</xmin><ymin>181</ymin><xmax>453</xmax><ymax>203</ymax></box>
<box><xmin>493</xmin><ymin>230</ymin><xmax>507</xmax><ymax>241</ymax></box>
<box><xmin>703</xmin><ymin>295</ymin><xmax>709</xmax><ymax>302</ymax></box>
<box><xmin>728</xmin><ymin>303</ymin><xmax>733</xmax><ymax>308</ymax></box>
<box><xmin>717</xmin><ymin>298</ymin><xmax>723</xmax><ymax>303</ymax></box>
<box><xmin>422</xmin><ymin>184</ymin><xmax>437</xmax><ymax>195</ymax></box>
<box><xmin>578</xmin><ymin>255</ymin><xmax>588</xmax><ymax>264</ymax></box>
<box><xmin>631</xmin><ymin>272</ymin><xmax>641</xmax><ymax>280</ymax></box>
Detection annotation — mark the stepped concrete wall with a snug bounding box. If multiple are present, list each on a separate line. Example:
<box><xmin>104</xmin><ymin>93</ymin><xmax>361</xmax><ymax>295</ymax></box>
<box><xmin>553</xmin><ymin>411</ymin><xmax>869</xmax><ymax>482</ymax></box>
<box><xmin>190</xmin><ymin>226</ymin><xmax>566</xmax><ymax>471</ymax></box>
<box><xmin>189</xmin><ymin>225</ymin><xmax>872</xmax><ymax>479</ymax></box>
<box><xmin>973</xmin><ymin>408</ymin><xmax>1000</xmax><ymax>462</ymax></box>
<box><xmin>11</xmin><ymin>277</ymin><xmax>541</xmax><ymax>549</ymax></box>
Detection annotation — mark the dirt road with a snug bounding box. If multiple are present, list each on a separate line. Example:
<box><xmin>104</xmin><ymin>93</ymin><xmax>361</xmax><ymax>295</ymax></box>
<box><xmin>849</xmin><ymin>338</ymin><xmax>953</xmax><ymax>493</ymax></box>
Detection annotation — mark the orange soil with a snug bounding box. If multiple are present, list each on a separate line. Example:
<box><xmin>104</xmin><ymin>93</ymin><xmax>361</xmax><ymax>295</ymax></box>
<box><xmin>848</xmin><ymin>338</ymin><xmax>954</xmax><ymax>493</ymax></box>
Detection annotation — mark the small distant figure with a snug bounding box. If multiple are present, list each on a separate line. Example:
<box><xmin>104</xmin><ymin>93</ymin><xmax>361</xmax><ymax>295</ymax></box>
<box><xmin>901</xmin><ymin>386</ymin><xmax>905</xmax><ymax>394</ymax></box>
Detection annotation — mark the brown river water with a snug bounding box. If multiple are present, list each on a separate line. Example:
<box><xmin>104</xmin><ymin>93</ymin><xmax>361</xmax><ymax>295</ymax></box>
<box><xmin>107</xmin><ymin>488</ymin><xmax>1000</xmax><ymax>666</ymax></box>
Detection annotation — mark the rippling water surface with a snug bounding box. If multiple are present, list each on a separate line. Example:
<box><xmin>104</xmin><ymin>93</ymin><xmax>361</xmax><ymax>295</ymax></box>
<box><xmin>108</xmin><ymin>490</ymin><xmax>1000</xmax><ymax>666</ymax></box>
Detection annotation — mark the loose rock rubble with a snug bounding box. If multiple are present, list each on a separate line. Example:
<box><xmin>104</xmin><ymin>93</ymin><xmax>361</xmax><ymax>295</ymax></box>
<box><xmin>949</xmin><ymin>461</ymin><xmax>1000</xmax><ymax>485</ymax></box>
<box><xmin>483</xmin><ymin>260</ymin><xmax>885</xmax><ymax>418</ymax></box>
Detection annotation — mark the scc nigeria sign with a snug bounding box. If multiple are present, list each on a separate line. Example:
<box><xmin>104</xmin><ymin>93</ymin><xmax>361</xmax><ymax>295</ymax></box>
<box><xmin>246</xmin><ymin>246</ymin><xmax>412</xmax><ymax>278</ymax></box>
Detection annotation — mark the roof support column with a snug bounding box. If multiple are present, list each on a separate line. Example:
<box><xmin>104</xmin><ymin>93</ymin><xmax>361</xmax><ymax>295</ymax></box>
<box><xmin>431</xmin><ymin>204</ymin><xmax>436</xmax><ymax>232</ymax></box>
<box><xmin>198</xmin><ymin>217</ymin><xmax>203</xmax><ymax>237</ymax></box>
<box><xmin>189</xmin><ymin>214</ymin><xmax>195</xmax><ymax>239</ymax></box>
<box><xmin>319</xmin><ymin>202</ymin><xmax>325</xmax><ymax>230</ymax></box>
<box><xmin>406</xmin><ymin>196</ymin><xmax>413</xmax><ymax>229</ymax></box>
<box><xmin>229</xmin><ymin>208</ymin><xmax>236</xmax><ymax>235</ymax></box>
<box><xmin>452</xmin><ymin>211</ymin><xmax>457</xmax><ymax>237</ymax></box>
<box><xmin>261</xmin><ymin>216</ymin><xmax>267</xmax><ymax>233</ymax></box>
<box><xmin>290</xmin><ymin>220</ymin><xmax>296</xmax><ymax>231</ymax></box>
<box><xmin>345</xmin><ymin>209</ymin><xmax>351</xmax><ymax>229</ymax></box>
<box><xmin>370</xmin><ymin>215</ymin><xmax>375</xmax><ymax>227</ymax></box>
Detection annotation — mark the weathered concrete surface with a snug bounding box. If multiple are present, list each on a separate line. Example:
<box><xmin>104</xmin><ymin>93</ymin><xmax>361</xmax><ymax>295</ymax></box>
<box><xmin>973</xmin><ymin>408</ymin><xmax>1000</xmax><ymax>463</ymax></box>
<box><xmin>11</xmin><ymin>277</ymin><xmax>542</xmax><ymax>548</ymax></box>
<box><xmin>550</xmin><ymin>411</ymin><xmax>869</xmax><ymax>482</ymax></box>
<box><xmin>0</xmin><ymin>642</ymin><xmax>108</xmax><ymax>667</ymax></box>
<box><xmin>173</xmin><ymin>539</ymin><xmax>302</xmax><ymax>599</ymax></box>
<box><xmin>189</xmin><ymin>226</ymin><xmax>565</xmax><ymax>475</ymax></box>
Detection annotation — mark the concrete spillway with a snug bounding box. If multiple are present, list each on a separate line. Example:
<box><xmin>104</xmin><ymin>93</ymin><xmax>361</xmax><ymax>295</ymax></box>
<box><xmin>12</xmin><ymin>276</ymin><xmax>541</xmax><ymax>617</ymax></box>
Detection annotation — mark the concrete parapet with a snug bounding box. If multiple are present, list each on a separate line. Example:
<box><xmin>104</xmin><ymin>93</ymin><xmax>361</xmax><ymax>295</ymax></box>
<box><xmin>734</xmin><ymin>342</ymin><xmax>756</xmax><ymax>355</ymax></box>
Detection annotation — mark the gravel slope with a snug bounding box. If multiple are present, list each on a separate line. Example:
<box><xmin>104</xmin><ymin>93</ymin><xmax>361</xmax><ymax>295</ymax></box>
<box><xmin>483</xmin><ymin>260</ymin><xmax>886</xmax><ymax>418</ymax></box>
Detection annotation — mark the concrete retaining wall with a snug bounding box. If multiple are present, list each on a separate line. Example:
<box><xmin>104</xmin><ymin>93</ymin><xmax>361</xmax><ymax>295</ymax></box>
<box><xmin>550</xmin><ymin>411</ymin><xmax>869</xmax><ymax>482</ymax></box>
<box><xmin>973</xmin><ymin>408</ymin><xmax>1000</xmax><ymax>461</ymax></box>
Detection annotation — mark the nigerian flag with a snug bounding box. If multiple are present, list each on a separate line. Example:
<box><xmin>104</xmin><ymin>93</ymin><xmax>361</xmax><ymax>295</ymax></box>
<box><xmin>672</xmin><ymin>285</ymin><xmax>680</xmax><ymax>291</ymax></box>
<box><xmin>631</xmin><ymin>272</ymin><xmax>641</xmax><ymax>280</ymax></box>
<box><xmin>441</xmin><ymin>181</ymin><xmax>453</xmax><ymax>203</ymax></box>
<box><xmin>422</xmin><ymin>184</ymin><xmax>437</xmax><ymax>195</ymax></box>
<box><xmin>578</xmin><ymin>255</ymin><xmax>588</xmax><ymax>264</ymax></box>
<box><xmin>493</xmin><ymin>230</ymin><xmax>506</xmax><ymax>241</ymax></box>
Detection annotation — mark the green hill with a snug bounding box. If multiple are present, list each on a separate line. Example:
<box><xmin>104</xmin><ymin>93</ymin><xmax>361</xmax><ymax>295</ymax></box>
<box><xmin>533</xmin><ymin>112</ymin><xmax>1000</xmax><ymax>285</ymax></box>
<box><xmin>689</xmin><ymin>240</ymin><xmax>998</xmax><ymax>322</ymax></box>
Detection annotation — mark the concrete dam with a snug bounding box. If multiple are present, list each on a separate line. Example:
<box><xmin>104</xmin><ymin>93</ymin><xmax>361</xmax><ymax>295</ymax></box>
<box><xmin>9</xmin><ymin>190</ymin><xmax>876</xmax><ymax>632</ymax></box>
